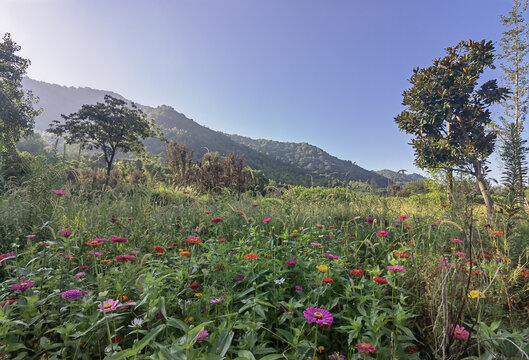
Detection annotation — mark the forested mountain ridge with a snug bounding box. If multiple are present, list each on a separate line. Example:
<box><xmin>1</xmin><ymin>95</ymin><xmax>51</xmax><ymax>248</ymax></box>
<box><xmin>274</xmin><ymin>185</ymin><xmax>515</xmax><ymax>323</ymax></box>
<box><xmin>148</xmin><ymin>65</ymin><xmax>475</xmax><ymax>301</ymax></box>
<box><xmin>23</xmin><ymin>77</ymin><xmax>393</xmax><ymax>187</ymax></box>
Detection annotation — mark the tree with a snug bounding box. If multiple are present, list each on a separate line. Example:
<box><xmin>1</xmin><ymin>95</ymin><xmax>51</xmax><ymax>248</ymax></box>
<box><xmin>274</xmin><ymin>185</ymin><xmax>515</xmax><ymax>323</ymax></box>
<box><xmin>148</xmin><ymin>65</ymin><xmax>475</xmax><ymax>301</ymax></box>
<box><xmin>49</xmin><ymin>95</ymin><xmax>157</xmax><ymax>185</ymax></box>
<box><xmin>499</xmin><ymin>0</ymin><xmax>529</xmax><ymax>208</ymax></box>
<box><xmin>395</xmin><ymin>40</ymin><xmax>509</xmax><ymax>217</ymax></box>
<box><xmin>0</xmin><ymin>33</ymin><xmax>41</xmax><ymax>176</ymax></box>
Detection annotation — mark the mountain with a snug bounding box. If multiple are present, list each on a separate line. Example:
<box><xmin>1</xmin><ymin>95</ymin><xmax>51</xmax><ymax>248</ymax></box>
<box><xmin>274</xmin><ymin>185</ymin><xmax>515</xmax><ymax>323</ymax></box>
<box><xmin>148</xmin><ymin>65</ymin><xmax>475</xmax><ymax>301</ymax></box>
<box><xmin>22</xmin><ymin>77</ymin><xmax>390</xmax><ymax>187</ymax></box>
<box><xmin>375</xmin><ymin>169</ymin><xmax>426</xmax><ymax>183</ymax></box>
<box><xmin>227</xmin><ymin>134</ymin><xmax>389</xmax><ymax>186</ymax></box>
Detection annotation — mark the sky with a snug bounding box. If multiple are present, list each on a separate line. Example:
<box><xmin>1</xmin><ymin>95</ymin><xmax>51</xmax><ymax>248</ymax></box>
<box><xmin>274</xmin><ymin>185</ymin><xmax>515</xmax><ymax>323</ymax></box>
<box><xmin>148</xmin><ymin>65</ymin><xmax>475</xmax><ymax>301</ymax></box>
<box><xmin>0</xmin><ymin>0</ymin><xmax>518</xmax><ymax>178</ymax></box>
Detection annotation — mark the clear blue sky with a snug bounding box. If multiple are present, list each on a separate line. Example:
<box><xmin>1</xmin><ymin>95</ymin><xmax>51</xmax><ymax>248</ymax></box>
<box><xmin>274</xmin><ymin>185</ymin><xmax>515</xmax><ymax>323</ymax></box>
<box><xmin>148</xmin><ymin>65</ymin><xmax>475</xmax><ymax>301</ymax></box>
<box><xmin>0</xmin><ymin>0</ymin><xmax>516</xmax><ymax>177</ymax></box>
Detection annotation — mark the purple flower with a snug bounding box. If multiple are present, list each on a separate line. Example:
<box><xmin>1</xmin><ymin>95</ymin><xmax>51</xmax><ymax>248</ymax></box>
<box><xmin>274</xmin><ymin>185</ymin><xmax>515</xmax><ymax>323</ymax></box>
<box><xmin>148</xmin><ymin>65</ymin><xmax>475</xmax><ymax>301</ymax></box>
<box><xmin>61</xmin><ymin>289</ymin><xmax>84</xmax><ymax>300</ymax></box>
<box><xmin>10</xmin><ymin>280</ymin><xmax>35</xmax><ymax>291</ymax></box>
<box><xmin>366</xmin><ymin>217</ymin><xmax>375</xmax><ymax>223</ymax></box>
<box><xmin>196</xmin><ymin>330</ymin><xmax>209</xmax><ymax>343</ymax></box>
<box><xmin>234</xmin><ymin>275</ymin><xmax>244</xmax><ymax>282</ymax></box>
<box><xmin>25</xmin><ymin>234</ymin><xmax>36</xmax><ymax>239</ymax></box>
<box><xmin>155</xmin><ymin>310</ymin><xmax>165</xmax><ymax>319</ymax></box>
<box><xmin>90</xmin><ymin>251</ymin><xmax>104</xmax><ymax>256</ymax></box>
<box><xmin>263</xmin><ymin>217</ymin><xmax>271</xmax><ymax>224</ymax></box>
<box><xmin>310</xmin><ymin>242</ymin><xmax>322</xmax><ymax>247</ymax></box>
<box><xmin>59</xmin><ymin>229</ymin><xmax>73</xmax><ymax>237</ymax></box>
<box><xmin>210</xmin><ymin>296</ymin><xmax>224</xmax><ymax>304</ymax></box>
<box><xmin>286</xmin><ymin>259</ymin><xmax>298</xmax><ymax>266</ymax></box>
<box><xmin>51</xmin><ymin>189</ymin><xmax>67</xmax><ymax>196</ymax></box>
<box><xmin>98</xmin><ymin>299</ymin><xmax>121</xmax><ymax>313</ymax></box>
<box><xmin>387</xmin><ymin>265</ymin><xmax>406</xmax><ymax>273</ymax></box>
<box><xmin>450</xmin><ymin>237</ymin><xmax>463</xmax><ymax>244</ymax></box>
<box><xmin>111</xmin><ymin>236</ymin><xmax>127</xmax><ymax>243</ymax></box>
<box><xmin>324</xmin><ymin>253</ymin><xmax>338</xmax><ymax>260</ymax></box>
<box><xmin>74</xmin><ymin>272</ymin><xmax>86</xmax><ymax>278</ymax></box>
<box><xmin>295</xmin><ymin>285</ymin><xmax>303</xmax><ymax>292</ymax></box>
<box><xmin>328</xmin><ymin>353</ymin><xmax>346</xmax><ymax>360</ymax></box>
<box><xmin>303</xmin><ymin>307</ymin><xmax>333</xmax><ymax>327</ymax></box>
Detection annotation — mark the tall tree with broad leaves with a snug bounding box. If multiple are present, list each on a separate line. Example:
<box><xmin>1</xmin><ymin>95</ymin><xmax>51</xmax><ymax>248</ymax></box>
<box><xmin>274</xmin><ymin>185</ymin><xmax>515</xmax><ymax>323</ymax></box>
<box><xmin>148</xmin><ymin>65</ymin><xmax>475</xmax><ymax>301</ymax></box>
<box><xmin>395</xmin><ymin>40</ymin><xmax>509</xmax><ymax>218</ymax></box>
<box><xmin>49</xmin><ymin>95</ymin><xmax>158</xmax><ymax>185</ymax></box>
<box><xmin>0</xmin><ymin>33</ymin><xmax>41</xmax><ymax>176</ymax></box>
<box><xmin>499</xmin><ymin>0</ymin><xmax>529</xmax><ymax>208</ymax></box>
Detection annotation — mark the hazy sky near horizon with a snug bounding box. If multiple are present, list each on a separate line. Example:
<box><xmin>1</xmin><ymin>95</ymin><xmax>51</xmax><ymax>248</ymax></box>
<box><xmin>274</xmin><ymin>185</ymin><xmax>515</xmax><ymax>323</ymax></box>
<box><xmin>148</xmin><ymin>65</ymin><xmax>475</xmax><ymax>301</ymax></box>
<box><xmin>0</xmin><ymin>0</ymin><xmax>516</xmax><ymax>178</ymax></box>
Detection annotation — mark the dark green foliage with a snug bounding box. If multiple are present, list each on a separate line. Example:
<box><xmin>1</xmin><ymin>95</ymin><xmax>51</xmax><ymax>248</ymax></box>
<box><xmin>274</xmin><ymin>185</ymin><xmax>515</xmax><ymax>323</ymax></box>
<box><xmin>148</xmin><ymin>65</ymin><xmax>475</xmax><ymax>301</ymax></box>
<box><xmin>48</xmin><ymin>95</ymin><xmax>158</xmax><ymax>184</ymax></box>
<box><xmin>395</xmin><ymin>40</ymin><xmax>509</xmax><ymax>215</ymax></box>
<box><xmin>0</xmin><ymin>33</ymin><xmax>41</xmax><ymax>177</ymax></box>
<box><xmin>499</xmin><ymin>0</ymin><xmax>529</xmax><ymax>207</ymax></box>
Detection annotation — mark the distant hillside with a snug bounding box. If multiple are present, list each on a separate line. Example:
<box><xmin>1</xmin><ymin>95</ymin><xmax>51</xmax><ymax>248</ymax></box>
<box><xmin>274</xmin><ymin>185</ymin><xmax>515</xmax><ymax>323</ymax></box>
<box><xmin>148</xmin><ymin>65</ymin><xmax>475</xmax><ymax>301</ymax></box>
<box><xmin>376</xmin><ymin>169</ymin><xmax>426</xmax><ymax>183</ymax></box>
<box><xmin>22</xmin><ymin>77</ymin><xmax>394</xmax><ymax>187</ymax></box>
<box><xmin>228</xmin><ymin>135</ymin><xmax>389</xmax><ymax>187</ymax></box>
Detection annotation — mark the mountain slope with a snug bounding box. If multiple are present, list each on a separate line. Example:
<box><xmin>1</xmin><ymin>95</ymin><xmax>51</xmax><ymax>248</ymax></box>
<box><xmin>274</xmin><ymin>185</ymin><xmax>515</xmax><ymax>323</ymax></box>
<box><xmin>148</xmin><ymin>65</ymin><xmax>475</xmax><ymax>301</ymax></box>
<box><xmin>375</xmin><ymin>169</ymin><xmax>426</xmax><ymax>183</ymax></box>
<box><xmin>22</xmin><ymin>77</ymin><xmax>390</xmax><ymax>187</ymax></box>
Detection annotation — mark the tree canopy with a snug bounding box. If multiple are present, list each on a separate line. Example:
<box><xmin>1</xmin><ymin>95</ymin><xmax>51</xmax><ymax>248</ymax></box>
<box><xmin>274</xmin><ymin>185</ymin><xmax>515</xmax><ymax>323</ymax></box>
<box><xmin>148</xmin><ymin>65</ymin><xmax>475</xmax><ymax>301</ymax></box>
<box><xmin>49</xmin><ymin>95</ymin><xmax>158</xmax><ymax>184</ymax></box>
<box><xmin>395</xmin><ymin>40</ymin><xmax>509</xmax><ymax>215</ymax></box>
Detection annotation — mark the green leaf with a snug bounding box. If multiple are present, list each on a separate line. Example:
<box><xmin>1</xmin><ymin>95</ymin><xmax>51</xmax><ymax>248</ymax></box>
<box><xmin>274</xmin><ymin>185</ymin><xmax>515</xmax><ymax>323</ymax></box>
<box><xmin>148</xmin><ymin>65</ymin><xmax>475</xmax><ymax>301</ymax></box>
<box><xmin>211</xmin><ymin>329</ymin><xmax>234</xmax><ymax>356</ymax></box>
<box><xmin>109</xmin><ymin>324</ymin><xmax>164</xmax><ymax>360</ymax></box>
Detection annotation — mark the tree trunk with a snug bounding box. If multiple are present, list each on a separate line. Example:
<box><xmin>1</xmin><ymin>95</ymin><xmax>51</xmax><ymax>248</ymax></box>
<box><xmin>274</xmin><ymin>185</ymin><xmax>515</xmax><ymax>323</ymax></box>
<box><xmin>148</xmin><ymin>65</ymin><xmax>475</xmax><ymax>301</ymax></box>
<box><xmin>473</xmin><ymin>160</ymin><xmax>494</xmax><ymax>219</ymax></box>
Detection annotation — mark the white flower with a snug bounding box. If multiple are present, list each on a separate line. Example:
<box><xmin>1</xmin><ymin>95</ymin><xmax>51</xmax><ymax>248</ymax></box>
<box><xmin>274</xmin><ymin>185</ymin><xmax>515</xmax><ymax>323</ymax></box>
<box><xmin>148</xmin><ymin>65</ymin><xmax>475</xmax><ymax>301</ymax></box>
<box><xmin>274</xmin><ymin>278</ymin><xmax>285</xmax><ymax>285</ymax></box>
<box><xmin>129</xmin><ymin>318</ymin><xmax>144</xmax><ymax>328</ymax></box>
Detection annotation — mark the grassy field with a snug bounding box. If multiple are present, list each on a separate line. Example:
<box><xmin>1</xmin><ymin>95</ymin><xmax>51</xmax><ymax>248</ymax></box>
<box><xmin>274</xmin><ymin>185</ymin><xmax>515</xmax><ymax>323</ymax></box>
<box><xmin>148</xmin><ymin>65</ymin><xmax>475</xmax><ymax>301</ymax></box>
<box><xmin>1</xmin><ymin>160</ymin><xmax>528</xmax><ymax>359</ymax></box>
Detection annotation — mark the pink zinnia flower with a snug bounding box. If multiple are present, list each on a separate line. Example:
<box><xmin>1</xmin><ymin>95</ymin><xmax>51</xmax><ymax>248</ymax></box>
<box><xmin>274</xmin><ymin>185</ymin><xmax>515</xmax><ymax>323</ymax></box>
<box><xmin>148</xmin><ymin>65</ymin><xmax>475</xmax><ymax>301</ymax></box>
<box><xmin>25</xmin><ymin>234</ymin><xmax>36</xmax><ymax>239</ymax></box>
<box><xmin>74</xmin><ymin>272</ymin><xmax>86</xmax><ymax>278</ymax></box>
<box><xmin>303</xmin><ymin>307</ymin><xmax>333</xmax><ymax>327</ymax></box>
<box><xmin>286</xmin><ymin>259</ymin><xmax>298</xmax><ymax>266</ymax></box>
<box><xmin>356</xmin><ymin>342</ymin><xmax>376</xmax><ymax>354</ymax></box>
<box><xmin>51</xmin><ymin>190</ymin><xmax>66</xmax><ymax>196</ymax></box>
<box><xmin>310</xmin><ymin>242</ymin><xmax>322</xmax><ymax>247</ymax></box>
<box><xmin>98</xmin><ymin>299</ymin><xmax>121</xmax><ymax>313</ymax></box>
<box><xmin>263</xmin><ymin>217</ymin><xmax>271</xmax><ymax>224</ymax></box>
<box><xmin>59</xmin><ymin>229</ymin><xmax>73</xmax><ymax>237</ymax></box>
<box><xmin>324</xmin><ymin>253</ymin><xmax>338</xmax><ymax>260</ymax></box>
<box><xmin>455</xmin><ymin>251</ymin><xmax>466</xmax><ymax>258</ymax></box>
<box><xmin>115</xmin><ymin>255</ymin><xmax>136</xmax><ymax>263</ymax></box>
<box><xmin>450</xmin><ymin>237</ymin><xmax>463</xmax><ymax>244</ymax></box>
<box><xmin>111</xmin><ymin>236</ymin><xmax>127</xmax><ymax>243</ymax></box>
<box><xmin>90</xmin><ymin>251</ymin><xmax>104</xmax><ymax>256</ymax></box>
<box><xmin>450</xmin><ymin>324</ymin><xmax>470</xmax><ymax>341</ymax></box>
<box><xmin>377</xmin><ymin>230</ymin><xmax>388</xmax><ymax>237</ymax></box>
<box><xmin>196</xmin><ymin>330</ymin><xmax>209</xmax><ymax>343</ymax></box>
<box><xmin>398</xmin><ymin>215</ymin><xmax>408</xmax><ymax>220</ymax></box>
<box><xmin>11</xmin><ymin>280</ymin><xmax>35</xmax><ymax>291</ymax></box>
<box><xmin>0</xmin><ymin>252</ymin><xmax>16</xmax><ymax>262</ymax></box>
<box><xmin>387</xmin><ymin>265</ymin><xmax>406</xmax><ymax>273</ymax></box>
<box><xmin>61</xmin><ymin>289</ymin><xmax>84</xmax><ymax>300</ymax></box>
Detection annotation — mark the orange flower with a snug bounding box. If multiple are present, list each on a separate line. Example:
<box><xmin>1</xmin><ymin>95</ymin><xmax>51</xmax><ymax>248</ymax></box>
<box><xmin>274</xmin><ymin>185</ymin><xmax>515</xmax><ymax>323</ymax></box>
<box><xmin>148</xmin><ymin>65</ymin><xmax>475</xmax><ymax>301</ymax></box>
<box><xmin>100</xmin><ymin>259</ymin><xmax>111</xmax><ymax>264</ymax></box>
<box><xmin>244</xmin><ymin>253</ymin><xmax>258</xmax><ymax>260</ymax></box>
<box><xmin>491</xmin><ymin>231</ymin><xmax>504</xmax><ymax>237</ymax></box>
<box><xmin>179</xmin><ymin>251</ymin><xmax>191</xmax><ymax>257</ymax></box>
<box><xmin>85</xmin><ymin>240</ymin><xmax>101</xmax><ymax>246</ymax></box>
<box><xmin>156</xmin><ymin>252</ymin><xmax>165</xmax><ymax>256</ymax></box>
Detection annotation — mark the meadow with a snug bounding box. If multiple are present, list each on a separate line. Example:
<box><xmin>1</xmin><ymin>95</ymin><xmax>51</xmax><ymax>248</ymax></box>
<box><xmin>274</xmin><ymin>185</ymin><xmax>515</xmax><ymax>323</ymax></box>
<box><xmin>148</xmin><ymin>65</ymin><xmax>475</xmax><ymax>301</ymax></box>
<box><xmin>0</xmin><ymin>158</ymin><xmax>528</xmax><ymax>360</ymax></box>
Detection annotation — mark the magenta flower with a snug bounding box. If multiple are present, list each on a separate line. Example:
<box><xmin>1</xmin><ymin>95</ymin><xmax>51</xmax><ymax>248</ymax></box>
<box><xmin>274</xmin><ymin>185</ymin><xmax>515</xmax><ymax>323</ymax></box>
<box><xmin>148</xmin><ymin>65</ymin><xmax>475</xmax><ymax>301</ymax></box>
<box><xmin>61</xmin><ymin>289</ymin><xmax>85</xmax><ymax>300</ymax></box>
<box><xmin>398</xmin><ymin>215</ymin><xmax>408</xmax><ymax>220</ymax></box>
<box><xmin>387</xmin><ymin>265</ymin><xmax>406</xmax><ymax>273</ymax></box>
<box><xmin>0</xmin><ymin>252</ymin><xmax>16</xmax><ymax>262</ymax></box>
<box><xmin>450</xmin><ymin>237</ymin><xmax>463</xmax><ymax>244</ymax></box>
<box><xmin>10</xmin><ymin>280</ymin><xmax>35</xmax><ymax>291</ymax></box>
<box><xmin>366</xmin><ymin>217</ymin><xmax>375</xmax><ymax>223</ymax></box>
<box><xmin>324</xmin><ymin>253</ymin><xmax>338</xmax><ymax>260</ymax></box>
<box><xmin>210</xmin><ymin>296</ymin><xmax>224</xmax><ymax>304</ymax></box>
<box><xmin>111</xmin><ymin>236</ymin><xmax>128</xmax><ymax>243</ymax></box>
<box><xmin>90</xmin><ymin>251</ymin><xmax>104</xmax><ymax>256</ymax></box>
<box><xmin>303</xmin><ymin>307</ymin><xmax>333</xmax><ymax>327</ymax></box>
<box><xmin>25</xmin><ymin>234</ymin><xmax>36</xmax><ymax>239</ymax></box>
<box><xmin>286</xmin><ymin>259</ymin><xmax>298</xmax><ymax>266</ymax></box>
<box><xmin>450</xmin><ymin>324</ymin><xmax>470</xmax><ymax>341</ymax></box>
<box><xmin>196</xmin><ymin>330</ymin><xmax>209</xmax><ymax>343</ymax></box>
<box><xmin>51</xmin><ymin>190</ymin><xmax>66</xmax><ymax>196</ymax></box>
<box><xmin>74</xmin><ymin>272</ymin><xmax>86</xmax><ymax>278</ymax></box>
<box><xmin>310</xmin><ymin>242</ymin><xmax>322</xmax><ymax>247</ymax></box>
<box><xmin>98</xmin><ymin>299</ymin><xmax>121</xmax><ymax>313</ymax></box>
<box><xmin>455</xmin><ymin>251</ymin><xmax>466</xmax><ymax>258</ymax></box>
<box><xmin>59</xmin><ymin>229</ymin><xmax>73</xmax><ymax>237</ymax></box>
<box><xmin>263</xmin><ymin>217</ymin><xmax>271</xmax><ymax>224</ymax></box>
<box><xmin>295</xmin><ymin>285</ymin><xmax>303</xmax><ymax>292</ymax></box>
<box><xmin>377</xmin><ymin>230</ymin><xmax>388</xmax><ymax>237</ymax></box>
<box><xmin>234</xmin><ymin>275</ymin><xmax>244</xmax><ymax>282</ymax></box>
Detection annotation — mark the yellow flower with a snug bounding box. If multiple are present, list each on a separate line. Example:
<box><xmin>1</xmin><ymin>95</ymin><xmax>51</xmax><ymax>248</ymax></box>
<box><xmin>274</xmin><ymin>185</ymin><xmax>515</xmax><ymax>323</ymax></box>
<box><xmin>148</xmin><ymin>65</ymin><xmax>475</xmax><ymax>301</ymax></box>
<box><xmin>194</xmin><ymin>293</ymin><xmax>204</xmax><ymax>297</ymax></box>
<box><xmin>318</xmin><ymin>345</ymin><xmax>325</xmax><ymax>353</ymax></box>
<box><xmin>184</xmin><ymin>317</ymin><xmax>194</xmax><ymax>324</ymax></box>
<box><xmin>467</xmin><ymin>290</ymin><xmax>485</xmax><ymax>299</ymax></box>
<box><xmin>316</xmin><ymin>265</ymin><xmax>329</xmax><ymax>272</ymax></box>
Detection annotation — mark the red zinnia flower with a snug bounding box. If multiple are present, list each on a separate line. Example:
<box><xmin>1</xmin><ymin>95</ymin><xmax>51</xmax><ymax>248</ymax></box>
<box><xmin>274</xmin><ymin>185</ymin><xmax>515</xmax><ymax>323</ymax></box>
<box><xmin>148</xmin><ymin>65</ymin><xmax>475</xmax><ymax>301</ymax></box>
<box><xmin>115</xmin><ymin>255</ymin><xmax>136</xmax><ymax>263</ymax></box>
<box><xmin>190</xmin><ymin>282</ymin><xmax>200</xmax><ymax>290</ymax></box>
<box><xmin>350</xmin><ymin>269</ymin><xmax>364</xmax><ymax>277</ymax></box>
<box><xmin>244</xmin><ymin>253</ymin><xmax>258</xmax><ymax>260</ymax></box>
<box><xmin>406</xmin><ymin>345</ymin><xmax>419</xmax><ymax>354</ymax></box>
<box><xmin>211</xmin><ymin>218</ymin><xmax>222</xmax><ymax>223</ymax></box>
<box><xmin>154</xmin><ymin>245</ymin><xmax>164</xmax><ymax>252</ymax></box>
<box><xmin>322</xmin><ymin>277</ymin><xmax>334</xmax><ymax>284</ymax></box>
<box><xmin>373</xmin><ymin>277</ymin><xmax>387</xmax><ymax>285</ymax></box>
<box><xmin>356</xmin><ymin>342</ymin><xmax>376</xmax><ymax>354</ymax></box>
